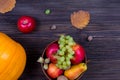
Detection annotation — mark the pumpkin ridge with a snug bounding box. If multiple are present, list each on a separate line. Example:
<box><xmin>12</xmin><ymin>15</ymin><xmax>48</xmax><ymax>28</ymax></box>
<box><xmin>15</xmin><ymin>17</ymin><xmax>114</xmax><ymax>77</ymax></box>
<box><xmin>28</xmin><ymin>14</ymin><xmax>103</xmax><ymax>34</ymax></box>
<box><xmin>0</xmin><ymin>39</ymin><xmax>10</xmax><ymax>56</ymax></box>
<box><xmin>0</xmin><ymin>32</ymin><xmax>16</xmax><ymax>56</ymax></box>
<box><xmin>0</xmin><ymin>43</ymin><xmax>20</xmax><ymax>80</ymax></box>
<box><xmin>11</xmin><ymin>55</ymin><xmax>26</xmax><ymax>80</ymax></box>
<box><xmin>0</xmin><ymin>40</ymin><xmax>17</xmax><ymax>74</ymax></box>
<box><xmin>11</xmin><ymin>43</ymin><xmax>26</xmax><ymax>80</ymax></box>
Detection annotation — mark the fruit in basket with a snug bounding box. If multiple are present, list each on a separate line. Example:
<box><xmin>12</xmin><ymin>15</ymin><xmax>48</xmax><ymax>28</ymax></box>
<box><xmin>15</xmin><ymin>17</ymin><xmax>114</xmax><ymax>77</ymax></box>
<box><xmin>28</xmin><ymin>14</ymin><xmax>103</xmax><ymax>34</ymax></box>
<box><xmin>46</xmin><ymin>43</ymin><xmax>59</xmax><ymax>63</ymax></box>
<box><xmin>45</xmin><ymin>35</ymin><xmax>86</xmax><ymax>70</ymax></box>
<box><xmin>71</xmin><ymin>44</ymin><xmax>85</xmax><ymax>64</ymax></box>
<box><xmin>57</xmin><ymin>75</ymin><xmax>68</xmax><ymax>80</ymax></box>
<box><xmin>39</xmin><ymin>35</ymin><xmax>87</xmax><ymax>79</ymax></box>
<box><xmin>64</xmin><ymin>63</ymin><xmax>87</xmax><ymax>80</ymax></box>
<box><xmin>47</xmin><ymin>63</ymin><xmax>63</xmax><ymax>79</ymax></box>
<box><xmin>0</xmin><ymin>32</ymin><xmax>26</xmax><ymax>80</ymax></box>
<box><xmin>17</xmin><ymin>16</ymin><xmax>36</xmax><ymax>33</ymax></box>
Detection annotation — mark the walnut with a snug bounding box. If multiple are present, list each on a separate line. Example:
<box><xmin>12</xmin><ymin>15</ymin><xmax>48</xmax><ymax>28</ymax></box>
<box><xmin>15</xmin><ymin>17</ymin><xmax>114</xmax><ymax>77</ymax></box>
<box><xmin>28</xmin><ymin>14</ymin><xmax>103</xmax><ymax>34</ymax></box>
<box><xmin>0</xmin><ymin>0</ymin><xmax>16</xmax><ymax>13</ymax></box>
<box><xmin>71</xmin><ymin>10</ymin><xmax>90</xmax><ymax>29</ymax></box>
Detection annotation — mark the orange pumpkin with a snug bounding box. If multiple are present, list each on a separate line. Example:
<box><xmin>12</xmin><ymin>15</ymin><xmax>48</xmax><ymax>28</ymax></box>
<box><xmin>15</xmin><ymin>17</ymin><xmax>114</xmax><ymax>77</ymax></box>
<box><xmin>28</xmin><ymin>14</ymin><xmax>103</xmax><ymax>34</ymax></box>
<box><xmin>0</xmin><ymin>32</ymin><xmax>26</xmax><ymax>80</ymax></box>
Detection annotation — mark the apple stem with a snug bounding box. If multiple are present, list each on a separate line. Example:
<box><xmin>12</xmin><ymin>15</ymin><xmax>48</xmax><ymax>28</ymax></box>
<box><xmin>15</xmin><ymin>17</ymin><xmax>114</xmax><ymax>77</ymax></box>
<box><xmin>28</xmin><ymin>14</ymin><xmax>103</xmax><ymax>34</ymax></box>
<box><xmin>23</xmin><ymin>20</ymin><xmax>28</xmax><ymax>25</ymax></box>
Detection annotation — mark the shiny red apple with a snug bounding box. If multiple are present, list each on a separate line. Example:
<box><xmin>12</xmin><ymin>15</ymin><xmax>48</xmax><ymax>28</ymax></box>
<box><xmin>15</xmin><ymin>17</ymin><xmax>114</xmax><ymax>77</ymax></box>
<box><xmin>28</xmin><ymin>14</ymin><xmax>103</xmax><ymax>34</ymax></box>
<box><xmin>47</xmin><ymin>63</ymin><xmax>63</xmax><ymax>79</ymax></box>
<box><xmin>17</xmin><ymin>16</ymin><xmax>36</xmax><ymax>33</ymax></box>
<box><xmin>71</xmin><ymin>44</ymin><xmax>85</xmax><ymax>64</ymax></box>
<box><xmin>46</xmin><ymin>42</ymin><xmax>59</xmax><ymax>63</ymax></box>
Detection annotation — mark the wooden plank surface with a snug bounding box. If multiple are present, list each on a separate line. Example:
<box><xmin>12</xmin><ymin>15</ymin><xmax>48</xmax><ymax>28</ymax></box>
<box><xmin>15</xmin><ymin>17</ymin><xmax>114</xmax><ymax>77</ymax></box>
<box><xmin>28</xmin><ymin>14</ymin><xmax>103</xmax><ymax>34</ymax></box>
<box><xmin>0</xmin><ymin>0</ymin><xmax>120</xmax><ymax>80</ymax></box>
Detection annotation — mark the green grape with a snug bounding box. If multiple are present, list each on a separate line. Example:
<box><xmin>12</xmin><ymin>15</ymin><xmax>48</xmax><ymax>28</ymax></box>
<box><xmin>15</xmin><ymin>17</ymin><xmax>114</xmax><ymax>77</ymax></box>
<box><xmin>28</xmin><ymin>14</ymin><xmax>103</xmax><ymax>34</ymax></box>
<box><xmin>59</xmin><ymin>44</ymin><xmax>64</xmax><ymax>49</ymax></box>
<box><xmin>57</xmin><ymin>50</ymin><xmax>64</xmax><ymax>56</ymax></box>
<box><xmin>58</xmin><ymin>64</ymin><xmax>63</xmax><ymax>69</ymax></box>
<box><xmin>57</xmin><ymin>63</ymin><xmax>63</xmax><ymax>69</ymax></box>
<box><xmin>66</xmin><ymin>60</ymin><xmax>71</xmax><ymax>66</ymax></box>
<box><xmin>60</xmin><ymin>35</ymin><xmax>65</xmax><ymax>39</ymax></box>
<box><xmin>68</xmin><ymin>41</ymin><xmax>75</xmax><ymax>46</ymax></box>
<box><xmin>58</xmin><ymin>56</ymin><xmax>65</xmax><ymax>62</ymax></box>
<box><xmin>61</xmin><ymin>56</ymin><xmax>65</xmax><ymax>61</ymax></box>
<box><xmin>68</xmin><ymin>49</ymin><xmax>74</xmax><ymax>55</ymax></box>
<box><xmin>66</xmin><ymin>35</ymin><xmax>71</xmax><ymax>40</ymax></box>
<box><xmin>57</xmin><ymin>50</ymin><xmax>62</xmax><ymax>54</ymax></box>
<box><xmin>60</xmin><ymin>52</ymin><xmax>65</xmax><ymax>56</ymax></box>
<box><xmin>60</xmin><ymin>39</ymin><xmax>66</xmax><ymax>43</ymax></box>
<box><xmin>63</xmin><ymin>62</ymin><xmax>67</xmax><ymax>66</ymax></box>
<box><xmin>59</xmin><ymin>39</ymin><xmax>65</xmax><ymax>43</ymax></box>
<box><xmin>61</xmin><ymin>59</ymin><xmax>65</xmax><ymax>62</ymax></box>
<box><xmin>70</xmin><ymin>53</ymin><xmax>74</xmax><ymax>56</ymax></box>
<box><xmin>58</xmin><ymin>39</ymin><xmax>65</xmax><ymax>46</ymax></box>
<box><xmin>58</xmin><ymin>40</ymin><xmax>61</xmax><ymax>44</ymax></box>
<box><xmin>66</xmin><ymin>57</ymin><xmax>70</xmax><ymax>61</ymax></box>
<box><xmin>57</xmin><ymin>60</ymin><xmax>62</xmax><ymax>65</ymax></box>
<box><xmin>70</xmin><ymin>51</ymin><xmax>75</xmax><ymax>55</ymax></box>
<box><xmin>66</xmin><ymin>35</ymin><xmax>74</xmax><ymax>43</ymax></box>
<box><xmin>68</xmin><ymin>37</ymin><xmax>74</xmax><ymax>42</ymax></box>
<box><xmin>62</xmin><ymin>66</ymin><xmax>67</xmax><ymax>70</ymax></box>
<box><xmin>65</xmin><ymin>40</ymin><xmax>69</xmax><ymax>44</ymax></box>
<box><xmin>65</xmin><ymin>45</ymin><xmax>71</xmax><ymax>50</ymax></box>
<box><xmin>61</xmin><ymin>47</ymin><xmax>66</xmax><ymax>52</ymax></box>
<box><xmin>57</xmin><ymin>57</ymin><xmax>62</xmax><ymax>61</ymax></box>
<box><xmin>57</xmin><ymin>56</ymin><xmax>62</xmax><ymax>62</ymax></box>
<box><xmin>57</xmin><ymin>50</ymin><xmax>61</xmax><ymax>53</ymax></box>
<box><xmin>62</xmin><ymin>64</ymin><xmax>68</xmax><ymax>70</ymax></box>
<box><xmin>67</xmin><ymin>48</ymin><xmax>73</xmax><ymax>52</ymax></box>
<box><xmin>67</xmin><ymin>54</ymin><xmax>73</xmax><ymax>59</ymax></box>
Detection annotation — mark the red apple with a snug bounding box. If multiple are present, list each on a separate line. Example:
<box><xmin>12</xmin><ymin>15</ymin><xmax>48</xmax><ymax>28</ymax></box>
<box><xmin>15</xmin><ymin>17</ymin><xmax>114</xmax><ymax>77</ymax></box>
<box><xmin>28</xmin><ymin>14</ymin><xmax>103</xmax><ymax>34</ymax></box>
<box><xmin>47</xmin><ymin>63</ymin><xmax>63</xmax><ymax>79</ymax></box>
<box><xmin>17</xmin><ymin>16</ymin><xmax>36</xmax><ymax>33</ymax></box>
<box><xmin>71</xmin><ymin>44</ymin><xmax>85</xmax><ymax>64</ymax></box>
<box><xmin>46</xmin><ymin>42</ymin><xmax>59</xmax><ymax>63</ymax></box>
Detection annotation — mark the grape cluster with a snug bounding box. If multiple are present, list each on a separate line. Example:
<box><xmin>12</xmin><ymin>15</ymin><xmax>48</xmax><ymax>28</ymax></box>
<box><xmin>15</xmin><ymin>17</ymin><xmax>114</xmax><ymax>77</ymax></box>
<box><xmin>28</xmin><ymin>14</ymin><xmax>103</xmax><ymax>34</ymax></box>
<box><xmin>56</xmin><ymin>35</ymin><xmax>76</xmax><ymax>70</ymax></box>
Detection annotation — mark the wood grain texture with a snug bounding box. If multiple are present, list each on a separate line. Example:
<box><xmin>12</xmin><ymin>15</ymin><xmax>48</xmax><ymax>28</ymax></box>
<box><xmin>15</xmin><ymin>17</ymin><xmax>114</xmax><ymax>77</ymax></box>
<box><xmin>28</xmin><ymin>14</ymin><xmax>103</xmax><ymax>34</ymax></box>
<box><xmin>0</xmin><ymin>0</ymin><xmax>120</xmax><ymax>80</ymax></box>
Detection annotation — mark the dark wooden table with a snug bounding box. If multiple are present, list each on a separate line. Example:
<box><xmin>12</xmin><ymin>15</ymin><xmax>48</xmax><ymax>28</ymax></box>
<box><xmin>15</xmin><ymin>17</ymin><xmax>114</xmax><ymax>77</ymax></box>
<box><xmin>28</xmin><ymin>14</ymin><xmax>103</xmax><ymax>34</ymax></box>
<box><xmin>0</xmin><ymin>0</ymin><xmax>120</xmax><ymax>80</ymax></box>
